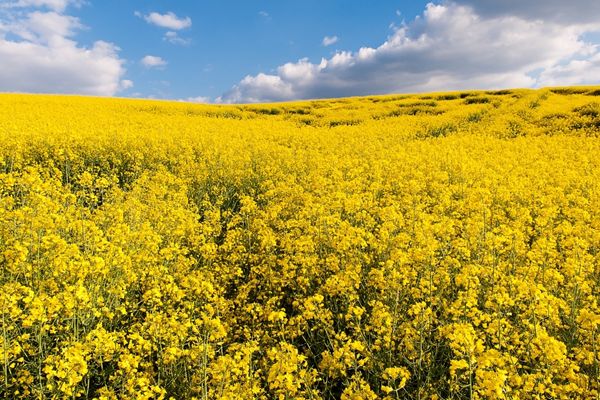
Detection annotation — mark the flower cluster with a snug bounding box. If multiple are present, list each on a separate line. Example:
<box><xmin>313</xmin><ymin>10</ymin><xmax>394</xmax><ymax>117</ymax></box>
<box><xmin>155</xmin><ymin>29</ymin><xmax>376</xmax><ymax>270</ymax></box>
<box><xmin>1</xmin><ymin>87</ymin><xmax>600</xmax><ymax>398</ymax></box>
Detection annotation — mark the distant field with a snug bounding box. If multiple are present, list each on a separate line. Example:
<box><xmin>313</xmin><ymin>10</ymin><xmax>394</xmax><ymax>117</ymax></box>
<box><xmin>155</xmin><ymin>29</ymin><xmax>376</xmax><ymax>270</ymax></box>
<box><xmin>1</xmin><ymin>87</ymin><xmax>600</xmax><ymax>399</ymax></box>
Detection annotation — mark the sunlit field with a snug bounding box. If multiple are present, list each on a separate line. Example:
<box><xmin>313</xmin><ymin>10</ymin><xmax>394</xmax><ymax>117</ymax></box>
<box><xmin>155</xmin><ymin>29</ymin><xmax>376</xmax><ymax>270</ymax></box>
<box><xmin>2</xmin><ymin>87</ymin><xmax>600</xmax><ymax>399</ymax></box>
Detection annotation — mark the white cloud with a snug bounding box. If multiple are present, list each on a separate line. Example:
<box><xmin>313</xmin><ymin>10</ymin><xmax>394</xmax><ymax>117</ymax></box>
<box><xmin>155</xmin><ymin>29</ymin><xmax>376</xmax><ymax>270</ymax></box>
<box><xmin>322</xmin><ymin>35</ymin><xmax>338</xmax><ymax>47</ymax></box>
<box><xmin>217</xmin><ymin>73</ymin><xmax>293</xmax><ymax>103</ymax></box>
<box><xmin>0</xmin><ymin>39</ymin><xmax>129</xmax><ymax>95</ymax></box>
<box><xmin>141</xmin><ymin>55</ymin><xmax>167</xmax><ymax>68</ymax></box>
<box><xmin>184</xmin><ymin>96</ymin><xmax>211</xmax><ymax>103</ymax></box>
<box><xmin>1</xmin><ymin>0</ymin><xmax>82</xmax><ymax>12</ymax></box>
<box><xmin>121</xmin><ymin>79</ymin><xmax>134</xmax><ymax>89</ymax></box>
<box><xmin>163</xmin><ymin>30</ymin><xmax>190</xmax><ymax>46</ymax></box>
<box><xmin>9</xmin><ymin>11</ymin><xmax>82</xmax><ymax>43</ymax></box>
<box><xmin>258</xmin><ymin>11</ymin><xmax>269</xmax><ymax>18</ymax></box>
<box><xmin>219</xmin><ymin>2</ymin><xmax>599</xmax><ymax>103</ymax></box>
<box><xmin>0</xmin><ymin>5</ymin><xmax>129</xmax><ymax>96</ymax></box>
<box><xmin>538</xmin><ymin>52</ymin><xmax>600</xmax><ymax>86</ymax></box>
<box><xmin>141</xmin><ymin>11</ymin><xmax>191</xmax><ymax>30</ymax></box>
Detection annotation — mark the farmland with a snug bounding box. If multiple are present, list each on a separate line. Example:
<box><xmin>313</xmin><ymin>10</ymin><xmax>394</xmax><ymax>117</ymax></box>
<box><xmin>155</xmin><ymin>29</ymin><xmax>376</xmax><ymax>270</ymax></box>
<box><xmin>1</xmin><ymin>87</ymin><xmax>600</xmax><ymax>399</ymax></box>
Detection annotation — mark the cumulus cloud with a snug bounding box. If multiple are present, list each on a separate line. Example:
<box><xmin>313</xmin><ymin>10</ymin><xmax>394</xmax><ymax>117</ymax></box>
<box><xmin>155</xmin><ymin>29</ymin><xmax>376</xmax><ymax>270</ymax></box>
<box><xmin>322</xmin><ymin>36</ymin><xmax>338</xmax><ymax>47</ymax></box>
<box><xmin>140</xmin><ymin>11</ymin><xmax>192</xmax><ymax>30</ymax></box>
<box><xmin>219</xmin><ymin>1</ymin><xmax>600</xmax><ymax>103</ymax></box>
<box><xmin>0</xmin><ymin>3</ymin><xmax>129</xmax><ymax>96</ymax></box>
<box><xmin>8</xmin><ymin>11</ymin><xmax>82</xmax><ymax>42</ymax></box>
<box><xmin>538</xmin><ymin>52</ymin><xmax>600</xmax><ymax>86</ymax></box>
<box><xmin>141</xmin><ymin>55</ymin><xmax>167</xmax><ymax>68</ymax></box>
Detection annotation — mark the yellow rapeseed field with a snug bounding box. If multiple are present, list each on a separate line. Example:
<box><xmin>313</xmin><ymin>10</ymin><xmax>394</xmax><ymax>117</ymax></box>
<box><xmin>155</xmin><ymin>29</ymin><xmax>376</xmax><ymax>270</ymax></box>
<box><xmin>1</xmin><ymin>87</ymin><xmax>600</xmax><ymax>399</ymax></box>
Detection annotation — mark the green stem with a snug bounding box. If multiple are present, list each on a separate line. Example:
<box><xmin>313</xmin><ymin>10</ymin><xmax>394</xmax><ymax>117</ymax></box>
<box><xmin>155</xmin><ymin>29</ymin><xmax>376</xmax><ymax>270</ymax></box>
<box><xmin>2</xmin><ymin>311</ymin><xmax>8</xmax><ymax>389</ymax></box>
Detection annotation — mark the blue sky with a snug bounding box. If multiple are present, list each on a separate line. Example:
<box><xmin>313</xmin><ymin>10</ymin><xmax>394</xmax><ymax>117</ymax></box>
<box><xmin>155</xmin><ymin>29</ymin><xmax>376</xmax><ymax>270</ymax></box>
<box><xmin>1</xmin><ymin>0</ymin><xmax>600</xmax><ymax>103</ymax></box>
<box><xmin>76</xmin><ymin>1</ymin><xmax>428</xmax><ymax>100</ymax></box>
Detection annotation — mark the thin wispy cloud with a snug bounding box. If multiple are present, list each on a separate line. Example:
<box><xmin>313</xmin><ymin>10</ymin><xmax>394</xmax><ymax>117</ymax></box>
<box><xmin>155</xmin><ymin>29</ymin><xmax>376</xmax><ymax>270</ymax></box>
<box><xmin>322</xmin><ymin>35</ymin><xmax>338</xmax><ymax>47</ymax></box>
<box><xmin>184</xmin><ymin>96</ymin><xmax>211</xmax><ymax>103</ymax></box>
<box><xmin>164</xmin><ymin>31</ymin><xmax>191</xmax><ymax>46</ymax></box>
<box><xmin>0</xmin><ymin>0</ymin><xmax>82</xmax><ymax>12</ymax></box>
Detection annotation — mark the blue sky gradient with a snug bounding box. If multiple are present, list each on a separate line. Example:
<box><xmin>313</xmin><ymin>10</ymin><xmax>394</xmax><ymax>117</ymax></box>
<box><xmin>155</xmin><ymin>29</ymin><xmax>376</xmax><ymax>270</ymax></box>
<box><xmin>75</xmin><ymin>0</ymin><xmax>429</xmax><ymax>99</ymax></box>
<box><xmin>1</xmin><ymin>0</ymin><xmax>599</xmax><ymax>102</ymax></box>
